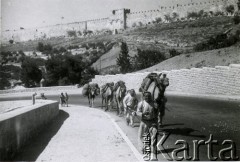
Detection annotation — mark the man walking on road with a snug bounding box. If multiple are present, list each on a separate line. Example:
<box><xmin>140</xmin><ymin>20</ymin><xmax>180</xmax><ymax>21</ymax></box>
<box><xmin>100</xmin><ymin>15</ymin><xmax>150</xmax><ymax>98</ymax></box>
<box><xmin>155</xmin><ymin>73</ymin><xmax>169</xmax><ymax>127</ymax></box>
<box><xmin>123</xmin><ymin>89</ymin><xmax>138</xmax><ymax>127</ymax></box>
<box><xmin>65</xmin><ymin>92</ymin><xmax>69</xmax><ymax>107</ymax></box>
<box><xmin>60</xmin><ymin>92</ymin><xmax>66</xmax><ymax>107</ymax></box>
<box><xmin>136</xmin><ymin>91</ymin><xmax>158</xmax><ymax>161</ymax></box>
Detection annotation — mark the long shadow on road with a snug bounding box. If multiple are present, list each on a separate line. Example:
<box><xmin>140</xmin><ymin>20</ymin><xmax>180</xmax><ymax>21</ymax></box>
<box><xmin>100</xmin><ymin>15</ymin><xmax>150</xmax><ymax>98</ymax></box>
<box><xmin>13</xmin><ymin>110</ymin><xmax>69</xmax><ymax>161</ymax></box>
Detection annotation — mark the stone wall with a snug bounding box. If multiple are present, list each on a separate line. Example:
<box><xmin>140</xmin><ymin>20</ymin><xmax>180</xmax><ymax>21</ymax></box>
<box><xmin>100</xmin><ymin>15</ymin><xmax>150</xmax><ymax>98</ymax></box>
<box><xmin>0</xmin><ymin>100</ymin><xmax>59</xmax><ymax>160</ymax></box>
<box><xmin>0</xmin><ymin>86</ymin><xmax>77</xmax><ymax>95</ymax></box>
<box><xmin>2</xmin><ymin>0</ymin><xmax>238</xmax><ymax>43</ymax></box>
<box><xmin>91</xmin><ymin>64</ymin><xmax>240</xmax><ymax>95</ymax></box>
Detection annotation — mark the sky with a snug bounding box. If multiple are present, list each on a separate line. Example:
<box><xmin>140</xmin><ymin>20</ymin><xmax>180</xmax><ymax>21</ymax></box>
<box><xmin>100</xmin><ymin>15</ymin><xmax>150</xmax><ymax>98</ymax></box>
<box><xmin>1</xmin><ymin>0</ymin><xmax>176</xmax><ymax>31</ymax></box>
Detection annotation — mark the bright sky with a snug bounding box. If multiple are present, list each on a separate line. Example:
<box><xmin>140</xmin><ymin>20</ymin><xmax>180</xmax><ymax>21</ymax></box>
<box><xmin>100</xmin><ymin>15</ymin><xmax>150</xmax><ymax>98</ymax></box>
<box><xmin>1</xmin><ymin>0</ymin><xmax>176</xmax><ymax>31</ymax></box>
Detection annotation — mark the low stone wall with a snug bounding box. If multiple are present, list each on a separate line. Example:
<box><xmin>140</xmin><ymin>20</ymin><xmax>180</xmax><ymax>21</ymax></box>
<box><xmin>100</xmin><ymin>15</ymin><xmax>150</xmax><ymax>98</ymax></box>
<box><xmin>0</xmin><ymin>100</ymin><xmax>59</xmax><ymax>160</ymax></box>
<box><xmin>0</xmin><ymin>86</ymin><xmax>77</xmax><ymax>95</ymax></box>
<box><xmin>91</xmin><ymin>64</ymin><xmax>240</xmax><ymax>95</ymax></box>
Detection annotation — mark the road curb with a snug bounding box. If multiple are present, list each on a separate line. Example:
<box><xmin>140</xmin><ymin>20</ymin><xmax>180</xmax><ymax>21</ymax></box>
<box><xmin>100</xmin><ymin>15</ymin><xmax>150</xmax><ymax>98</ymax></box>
<box><xmin>103</xmin><ymin>112</ymin><xmax>144</xmax><ymax>162</ymax></box>
<box><xmin>164</xmin><ymin>91</ymin><xmax>240</xmax><ymax>101</ymax></box>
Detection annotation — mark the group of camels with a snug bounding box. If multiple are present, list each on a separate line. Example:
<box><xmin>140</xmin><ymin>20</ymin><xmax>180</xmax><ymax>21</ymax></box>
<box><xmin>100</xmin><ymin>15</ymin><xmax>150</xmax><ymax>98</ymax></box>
<box><xmin>82</xmin><ymin>73</ymin><xmax>167</xmax><ymax>118</ymax></box>
<box><xmin>83</xmin><ymin>81</ymin><xmax>127</xmax><ymax>115</ymax></box>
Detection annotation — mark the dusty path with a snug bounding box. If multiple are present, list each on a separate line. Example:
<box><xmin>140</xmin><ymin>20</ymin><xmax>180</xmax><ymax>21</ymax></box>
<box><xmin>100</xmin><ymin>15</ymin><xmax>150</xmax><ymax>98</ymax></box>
<box><xmin>14</xmin><ymin>105</ymin><xmax>138</xmax><ymax>162</ymax></box>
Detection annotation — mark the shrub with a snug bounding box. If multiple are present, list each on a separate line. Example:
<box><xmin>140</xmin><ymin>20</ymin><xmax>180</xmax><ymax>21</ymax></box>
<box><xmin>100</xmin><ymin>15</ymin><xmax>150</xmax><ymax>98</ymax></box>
<box><xmin>9</xmin><ymin>40</ymin><xmax>14</xmax><ymax>44</ymax></box>
<box><xmin>132</xmin><ymin>22</ymin><xmax>137</xmax><ymax>27</ymax></box>
<box><xmin>233</xmin><ymin>15</ymin><xmax>240</xmax><ymax>24</ymax></box>
<box><xmin>226</xmin><ymin>5</ymin><xmax>235</xmax><ymax>15</ymax></box>
<box><xmin>67</xmin><ymin>30</ymin><xmax>77</xmax><ymax>37</ymax></box>
<box><xmin>169</xmin><ymin>49</ymin><xmax>181</xmax><ymax>57</ymax></box>
<box><xmin>155</xmin><ymin>17</ymin><xmax>162</xmax><ymax>23</ymax></box>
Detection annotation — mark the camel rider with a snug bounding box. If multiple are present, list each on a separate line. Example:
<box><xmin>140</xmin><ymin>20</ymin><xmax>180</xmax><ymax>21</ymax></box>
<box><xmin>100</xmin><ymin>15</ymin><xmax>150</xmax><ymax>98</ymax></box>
<box><xmin>136</xmin><ymin>91</ymin><xmax>158</xmax><ymax>161</ymax></box>
<box><xmin>123</xmin><ymin>89</ymin><xmax>138</xmax><ymax>127</ymax></box>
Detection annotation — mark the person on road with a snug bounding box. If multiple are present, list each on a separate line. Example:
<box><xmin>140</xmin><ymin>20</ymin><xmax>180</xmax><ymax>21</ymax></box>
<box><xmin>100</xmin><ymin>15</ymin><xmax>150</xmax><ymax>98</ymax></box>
<box><xmin>123</xmin><ymin>89</ymin><xmax>138</xmax><ymax>127</ymax></box>
<box><xmin>136</xmin><ymin>91</ymin><xmax>158</xmax><ymax>161</ymax></box>
<box><xmin>60</xmin><ymin>92</ymin><xmax>66</xmax><ymax>107</ymax></box>
<box><xmin>65</xmin><ymin>92</ymin><xmax>69</xmax><ymax>107</ymax></box>
<box><xmin>155</xmin><ymin>94</ymin><xmax>167</xmax><ymax>127</ymax></box>
<box><xmin>41</xmin><ymin>93</ymin><xmax>47</xmax><ymax>100</ymax></box>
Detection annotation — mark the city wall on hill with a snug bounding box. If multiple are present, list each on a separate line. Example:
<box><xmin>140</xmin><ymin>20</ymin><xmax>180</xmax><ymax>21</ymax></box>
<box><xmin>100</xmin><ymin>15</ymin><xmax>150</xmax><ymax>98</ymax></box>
<box><xmin>2</xmin><ymin>0</ymin><xmax>238</xmax><ymax>43</ymax></box>
<box><xmin>91</xmin><ymin>64</ymin><xmax>240</xmax><ymax>96</ymax></box>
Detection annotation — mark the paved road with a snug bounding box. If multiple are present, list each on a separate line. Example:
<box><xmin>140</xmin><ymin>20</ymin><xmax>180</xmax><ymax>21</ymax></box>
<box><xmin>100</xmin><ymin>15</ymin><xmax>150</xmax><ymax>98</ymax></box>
<box><xmin>1</xmin><ymin>94</ymin><xmax>240</xmax><ymax>161</ymax></box>
<box><xmin>13</xmin><ymin>105</ymin><xmax>138</xmax><ymax>161</ymax></box>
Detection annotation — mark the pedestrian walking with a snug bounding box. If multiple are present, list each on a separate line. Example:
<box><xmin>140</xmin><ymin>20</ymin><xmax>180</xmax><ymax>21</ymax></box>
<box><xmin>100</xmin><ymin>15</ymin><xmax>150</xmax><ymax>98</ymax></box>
<box><xmin>32</xmin><ymin>92</ymin><xmax>37</xmax><ymax>105</ymax></box>
<box><xmin>136</xmin><ymin>91</ymin><xmax>158</xmax><ymax>161</ymax></box>
<box><xmin>60</xmin><ymin>92</ymin><xmax>66</xmax><ymax>107</ymax></box>
<box><xmin>65</xmin><ymin>92</ymin><xmax>69</xmax><ymax>107</ymax></box>
<box><xmin>123</xmin><ymin>89</ymin><xmax>138</xmax><ymax>127</ymax></box>
<box><xmin>41</xmin><ymin>93</ymin><xmax>47</xmax><ymax>100</ymax></box>
<box><xmin>155</xmin><ymin>94</ymin><xmax>167</xmax><ymax>127</ymax></box>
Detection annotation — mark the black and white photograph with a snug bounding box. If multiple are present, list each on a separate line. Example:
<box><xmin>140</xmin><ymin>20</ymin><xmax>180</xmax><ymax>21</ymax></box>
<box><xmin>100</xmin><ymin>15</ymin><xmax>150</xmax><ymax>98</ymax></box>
<box><xmin>0</xmin><ymin>0</ymin><xmax>240</xmax><ymax>161</ymax></box>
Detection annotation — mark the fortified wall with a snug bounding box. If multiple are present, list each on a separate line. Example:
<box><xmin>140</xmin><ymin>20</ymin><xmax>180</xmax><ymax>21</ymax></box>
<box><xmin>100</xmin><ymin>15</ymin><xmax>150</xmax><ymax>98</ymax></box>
<box><xmin>91</xmin><ymin>64</ymin><xmax>240</xmax><ymax>96</ymax></box>
<box><xmin>1</xmin><ymin>0</ymin><xmax>238</xmax><ymax>43</ymax></box>
<box><xmin>127</xmin><ymin>0</ymin><xmax>238</xmax><ymax>27</ymax></box>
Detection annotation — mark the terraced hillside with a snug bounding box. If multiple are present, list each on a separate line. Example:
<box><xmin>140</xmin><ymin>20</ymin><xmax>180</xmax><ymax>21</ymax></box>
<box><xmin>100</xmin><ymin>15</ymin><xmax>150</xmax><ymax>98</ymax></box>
<box><xmin>2</xmin><ymin>17</ymin><xmax>233</xmax><ymax>52</ymax></box>
<box><xmin>1</xmin><ymin>16</ymin><xmax>239</xmax><ymax>75</ymax></box>
<box><xmin>122</xmin><ymin>16</ymin><xmax>234</xmax><ymax>53</ymax></box>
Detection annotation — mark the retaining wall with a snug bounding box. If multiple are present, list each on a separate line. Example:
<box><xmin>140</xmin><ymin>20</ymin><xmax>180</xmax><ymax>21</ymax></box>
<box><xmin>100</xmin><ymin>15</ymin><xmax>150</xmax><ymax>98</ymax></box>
<box><xmin>0</xmin><ymin>100</ymin><xmax>59</xmax><ymax>160</ymax></box>
<box><xmin>0</xmin><ymin>86</ymin><xmax>77</xmax><ymax>95</ymax></box>
<box><xmin>91</xmin><ymin>64</ymin><xmax>240</xmax><ymax>95</ymax></box>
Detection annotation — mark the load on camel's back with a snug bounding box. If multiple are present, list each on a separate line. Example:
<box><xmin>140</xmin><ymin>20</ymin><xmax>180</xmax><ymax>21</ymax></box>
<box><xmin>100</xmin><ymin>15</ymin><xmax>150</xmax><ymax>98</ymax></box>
<box><xmin>101</xmin><ymin>82</ymin><xmax>114</xmax><ymax>94</ymax></box>
<box><xmin>82</xmin><ymin>83</ymin><xmax>100</xmax><ymax>107</ymax></box>
<box><xmin>113</xmin><ymin>80</ymin><xmax>126</xmax><ymax>92</ymax></box>
<box><xmin>82</xmin><ymin>83</ymin><xmax>100</xmax><ymax>96</ymax></box>
<box><xmin>113</xmin><ymin>80</ymin><xmax>127</xmax><ymax>116</ymax></box>
<box><xmin>139</xmin><ymin>73</ymin><xmax>158</xmax><ymax>93</ymax></box>
<box><xmin>101</xmin><ymin>82</ymin><xmax>114</xmax><ymax>111</ymax></box>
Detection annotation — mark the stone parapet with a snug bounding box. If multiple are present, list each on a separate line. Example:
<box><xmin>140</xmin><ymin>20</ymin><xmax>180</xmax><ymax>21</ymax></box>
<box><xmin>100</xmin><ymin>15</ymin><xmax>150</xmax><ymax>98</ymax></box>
<box><xmin>0</xmin><ymin>100</ymin><xmax>59</xmax><ymax>160</ymax></box>
<box><xmin>91</xmin><ymin>64</ymin><xmax>240</xmax><ymax>95</ymax></box>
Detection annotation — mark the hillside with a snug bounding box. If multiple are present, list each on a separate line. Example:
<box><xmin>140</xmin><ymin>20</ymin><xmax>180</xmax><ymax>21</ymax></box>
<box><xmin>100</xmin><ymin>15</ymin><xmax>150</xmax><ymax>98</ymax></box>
<box><xmin>1</xmin><ymin>16</ymin><xmax>239</xmax><ymax>75</ymax></box>
<box><xmin>137</xmin><ymin>43</ymin><xmax>240</xmax><ymax>72</ymax></box>
<box><xmin>1</xmin><ymin>17</ymin><xmax>234</xmax><ymax>52</ymax></box>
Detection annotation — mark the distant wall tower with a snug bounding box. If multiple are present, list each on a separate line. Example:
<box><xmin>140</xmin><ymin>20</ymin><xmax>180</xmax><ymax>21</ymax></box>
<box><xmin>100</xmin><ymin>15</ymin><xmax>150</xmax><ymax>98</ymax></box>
<box><xmin>111</xmin><ymin>8</ymin><xmax>130</xmax><ymax>29</ymax></box>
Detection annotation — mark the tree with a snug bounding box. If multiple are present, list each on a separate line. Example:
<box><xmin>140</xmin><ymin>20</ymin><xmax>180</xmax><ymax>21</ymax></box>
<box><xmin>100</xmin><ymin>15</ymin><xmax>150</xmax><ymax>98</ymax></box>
<box><xmin>132</xmin><ymin>22</ymin><xmax>137</xmax><ymax>27</ymax></box>
<box><xmin>116</xmin><ymin>42</ymin><xmax>132</xmax><ymax>73</ymax></box>
<box><xmin>80</xmin><ymin>67</ymin><xmax>99</xmax><ymax>85</ymax></box>
<box><xmin>21</xmin><ymin>57</ymin><xmax>42</xmax><ymax>87</ymax></box>
<box><xmin>187</xmin><ymin>12</ymin><xmax>199</xmax><ymax>19</ymax></box>
<box><xmin>172</xmin><ymin>12</ymin><xmax>179</xmax><ymax>21</ymax></box>
<box><xmin>233</xmin><ymin>14</ymin><xmax>240</xmax><ymax>24</ymax></box>
<box><xmin>238</xmin><ymin>0</ymin><xmax>240</xmax><ymax>11</ymax></box>
<box><xmin>9</xmin><ymin>40</ymin><xmax>14</xmax><ymax>44</ymax></box>
<box><xmin>226</xmin><ymin>5</ymin><xmax>235</xmax><ymax>15</ymax></box>
<box><xmin>164</xmin><ymin>14</ymin><xmax>172</xmax><ymax>22</ymax></box>
<box><xmin>37</xmin><ymin>42</ymin><xmax>44</xmax><ymax>52</ymax></box>
<box><xmin>132</xmin><ymin>49</ymin><xmax>166</xmax><ymax>71</ymax></box>
<box><xmin>67</xmin><ymin>30</ymin><xmax>77</xmax><ymax>37</ymax></box>
<box><xmin>155</xmin><ymin>17</ymin><xmax>162</xmax><ymax>23</ymax></box>
<box><xmin>169</xmin><ymin>49</ymin><xmax>181</xmax><ymax>57</ymax></box>
<box><xmin>0</xmin><ymin>65</ymin><xmax>11</xmax><ymax>90</ymax></box>
<box><xmin>45</xmin><ymin>55</ymin><xmax>86</xmax><ymax>86</ymax></box>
